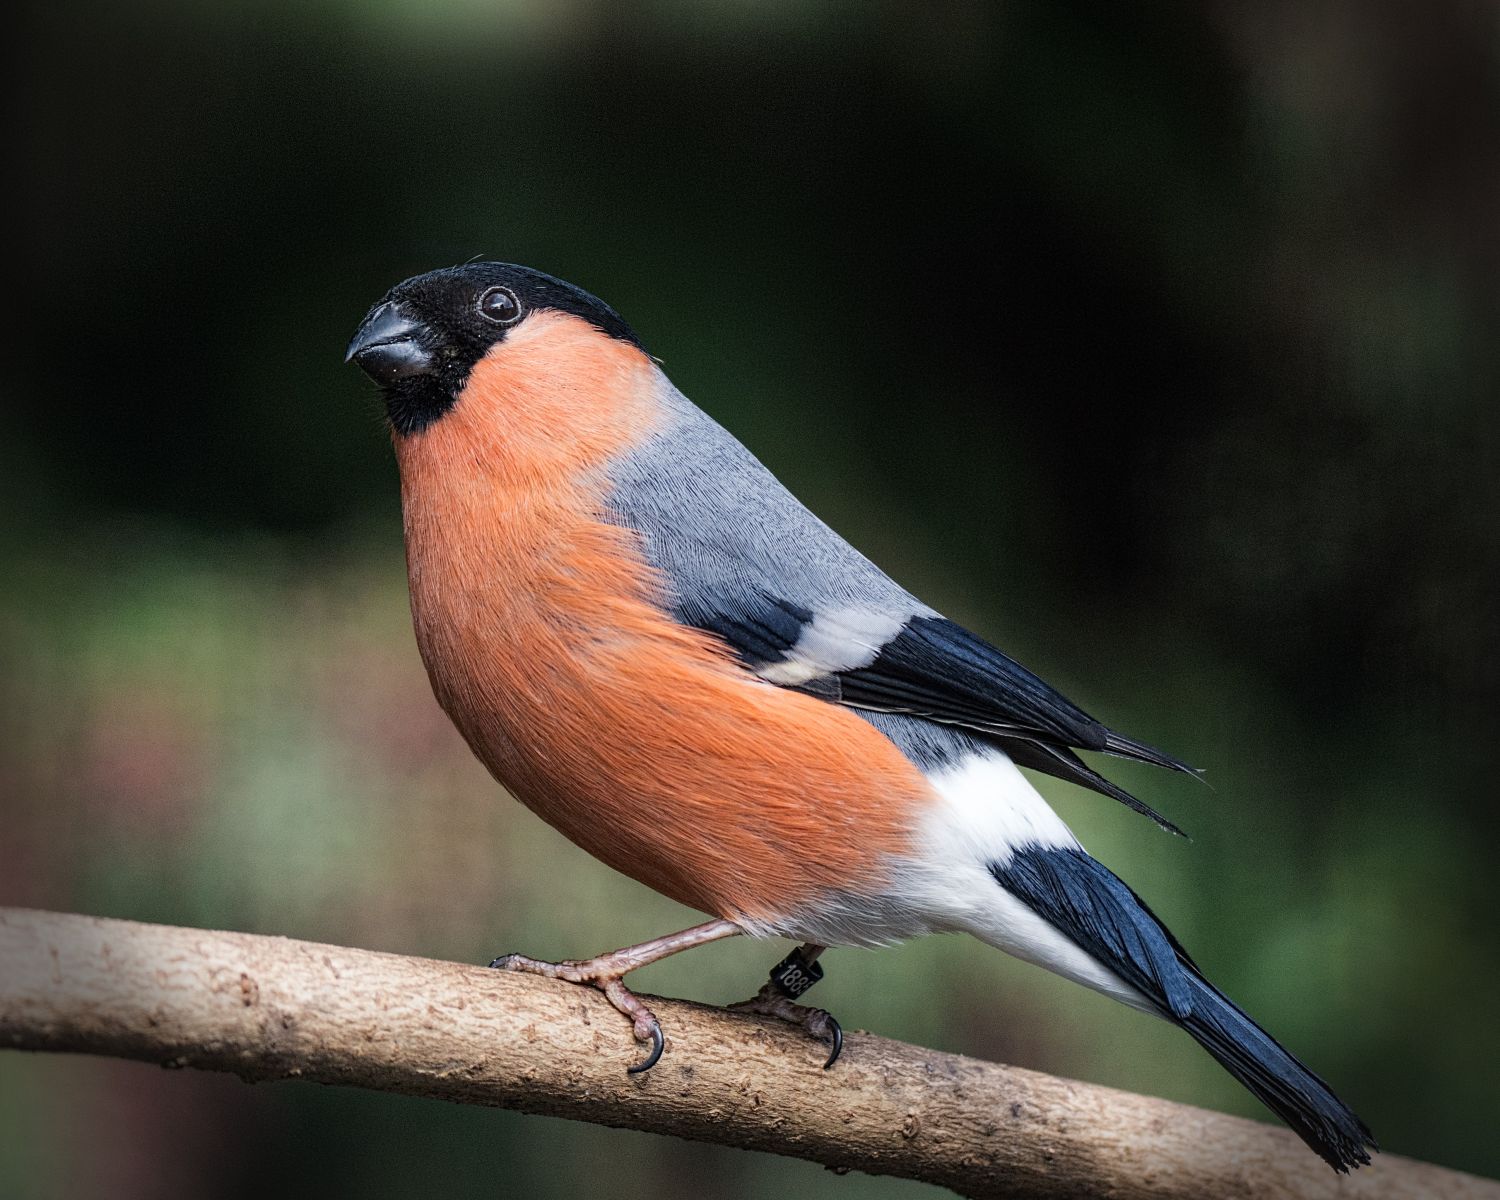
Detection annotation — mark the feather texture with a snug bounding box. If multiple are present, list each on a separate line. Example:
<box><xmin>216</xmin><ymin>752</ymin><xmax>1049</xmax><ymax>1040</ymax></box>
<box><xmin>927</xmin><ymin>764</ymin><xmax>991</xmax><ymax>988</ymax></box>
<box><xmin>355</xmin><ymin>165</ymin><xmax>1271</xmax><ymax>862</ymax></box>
<box><xmin>396</xmin><ymin>314</ymin><xmax>935</xmax><ymax>923</ymax></box>
<box><xmin>992</xmin><ymin>846</ymin><xmax>1375</xmax><ymax>1171</ymax></box>
<box><xmin>608</xmin><ymin>401</ymin><xmax>1192</xmax><ymax>831</ymax></box>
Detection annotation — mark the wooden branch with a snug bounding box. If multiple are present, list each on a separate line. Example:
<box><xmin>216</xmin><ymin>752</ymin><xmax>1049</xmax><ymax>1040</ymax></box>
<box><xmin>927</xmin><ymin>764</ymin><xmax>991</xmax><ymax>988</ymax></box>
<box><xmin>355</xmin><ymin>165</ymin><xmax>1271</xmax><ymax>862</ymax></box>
<box><xmin>0</xmin><ymin>908</ymin><xmax>1489</xmax><ymax>1200</ymax></box>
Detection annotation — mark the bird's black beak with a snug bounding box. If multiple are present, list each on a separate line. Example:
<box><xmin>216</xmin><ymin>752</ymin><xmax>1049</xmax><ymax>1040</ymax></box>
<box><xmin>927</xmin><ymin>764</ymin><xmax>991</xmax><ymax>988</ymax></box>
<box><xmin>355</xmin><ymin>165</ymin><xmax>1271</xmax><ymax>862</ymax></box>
<box><xmin>345</xmin><ymin>301</ymin><xmax>434</xmax><ymax>386</ymax></box>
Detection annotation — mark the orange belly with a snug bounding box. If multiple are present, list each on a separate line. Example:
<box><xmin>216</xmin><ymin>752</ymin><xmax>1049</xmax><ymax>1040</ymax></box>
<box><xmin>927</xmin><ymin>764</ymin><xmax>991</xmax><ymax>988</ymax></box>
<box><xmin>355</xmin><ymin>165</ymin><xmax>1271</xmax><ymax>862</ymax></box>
<box><xmin>393</xmin><ymin>315</ymin><xmax>934</xmax><ymax>923</ymax></box>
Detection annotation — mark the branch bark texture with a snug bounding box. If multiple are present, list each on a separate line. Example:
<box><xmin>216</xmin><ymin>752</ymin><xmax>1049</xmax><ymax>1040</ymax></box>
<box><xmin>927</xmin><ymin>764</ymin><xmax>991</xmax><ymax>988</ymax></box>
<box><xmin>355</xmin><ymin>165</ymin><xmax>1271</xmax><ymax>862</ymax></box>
<box><xmin>0</xmin><ymin>908</ymin><xmax>1490</xmax><ymax>1200</ymax></box>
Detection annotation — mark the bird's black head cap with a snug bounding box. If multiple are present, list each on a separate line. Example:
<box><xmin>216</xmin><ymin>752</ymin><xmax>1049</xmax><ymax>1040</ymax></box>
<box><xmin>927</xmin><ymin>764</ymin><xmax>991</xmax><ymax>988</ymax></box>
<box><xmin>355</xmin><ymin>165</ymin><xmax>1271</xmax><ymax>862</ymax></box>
<box><xmin>345</xmin><ymin>262</ymin><xmax>643</xmax><ymax>436</ymax></box>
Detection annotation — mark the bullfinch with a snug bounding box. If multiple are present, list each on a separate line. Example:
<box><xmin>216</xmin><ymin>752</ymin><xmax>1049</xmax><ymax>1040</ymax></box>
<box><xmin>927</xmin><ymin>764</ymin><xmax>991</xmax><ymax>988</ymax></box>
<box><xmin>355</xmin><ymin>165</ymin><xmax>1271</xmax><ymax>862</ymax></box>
<box><xmin>345</xmin><ymin>263</ymin><xmax>1374</xmax><ymax>1171</ymax></box>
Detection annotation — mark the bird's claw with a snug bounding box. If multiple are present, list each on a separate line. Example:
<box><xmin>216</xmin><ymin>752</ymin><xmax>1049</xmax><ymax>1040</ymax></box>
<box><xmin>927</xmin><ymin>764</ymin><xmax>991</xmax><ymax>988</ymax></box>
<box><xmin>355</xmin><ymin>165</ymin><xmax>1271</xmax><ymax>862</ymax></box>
<box><xmin>487</xmin><ymin>951</ymin><xmax>667</xmax><ymax>1074</ymax></box>
<box><xmin>731</xmin><ymin>947</ymin><xmax>844</xmax><ymax>1069</ymax></box>
<box><xmin>730</xmin><ymin>989</ymin><xmax>845</xmax><ymax>1068</ymax></box>
<box><xmin>816</xmin><ymin>1012</ymin><xmax>843</xmax><ymax>1069</ymax></box>
<box><xmin>627</xmin><ymin>1020</ymin><xmax>665</xmax><ymax>1074</ymax></box>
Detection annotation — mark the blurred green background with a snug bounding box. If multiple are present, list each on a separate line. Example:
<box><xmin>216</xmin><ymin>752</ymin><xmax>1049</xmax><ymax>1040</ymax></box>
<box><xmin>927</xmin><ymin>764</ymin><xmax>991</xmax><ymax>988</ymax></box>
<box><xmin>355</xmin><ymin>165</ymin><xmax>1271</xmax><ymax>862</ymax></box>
<box><xmin>5</xmin><ymin>1</ymin><xmax>1498</xmax><ymax>1195</ymax></box>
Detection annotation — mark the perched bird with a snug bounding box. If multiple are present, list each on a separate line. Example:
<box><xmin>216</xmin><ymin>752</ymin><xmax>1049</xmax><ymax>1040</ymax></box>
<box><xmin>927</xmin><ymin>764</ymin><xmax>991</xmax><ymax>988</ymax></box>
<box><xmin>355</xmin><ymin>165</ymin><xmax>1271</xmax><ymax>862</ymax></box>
<box><xmin>346</xmin><ymin>262</ymin><xmax>1375</xmax><ymax>1171</ymax></box>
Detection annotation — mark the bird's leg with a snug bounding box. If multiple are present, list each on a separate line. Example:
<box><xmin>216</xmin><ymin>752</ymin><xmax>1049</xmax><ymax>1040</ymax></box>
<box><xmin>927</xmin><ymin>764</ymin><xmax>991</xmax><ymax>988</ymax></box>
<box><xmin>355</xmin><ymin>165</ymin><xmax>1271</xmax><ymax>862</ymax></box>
<box><xmin>728</xmin><ymin>943</ymin><xmax>844</xmax><ymax>1069</ymax></box>
<box><xmin>488</xmin><ymin>918</ymin><xmax>741</xmax><ymax>1073</ymax></box>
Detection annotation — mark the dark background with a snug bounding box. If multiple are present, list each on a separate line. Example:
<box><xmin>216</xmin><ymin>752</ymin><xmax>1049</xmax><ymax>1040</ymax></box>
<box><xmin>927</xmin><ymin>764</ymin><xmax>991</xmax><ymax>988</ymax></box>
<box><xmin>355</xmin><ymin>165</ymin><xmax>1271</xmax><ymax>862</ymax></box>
<box><xmin>5</xmin><ymin>1</ymin><xmax>1497</xmax><ymax>1195</ymax></box>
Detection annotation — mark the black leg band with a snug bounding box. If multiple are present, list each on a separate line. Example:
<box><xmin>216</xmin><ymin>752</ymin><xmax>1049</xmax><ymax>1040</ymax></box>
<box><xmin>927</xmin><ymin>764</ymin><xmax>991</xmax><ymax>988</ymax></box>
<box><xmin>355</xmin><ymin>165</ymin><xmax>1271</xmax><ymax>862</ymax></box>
<box><xmin>769</xmin><ymin>949</ymin><xmax>824</xmax><ymax>1000</ymax></box>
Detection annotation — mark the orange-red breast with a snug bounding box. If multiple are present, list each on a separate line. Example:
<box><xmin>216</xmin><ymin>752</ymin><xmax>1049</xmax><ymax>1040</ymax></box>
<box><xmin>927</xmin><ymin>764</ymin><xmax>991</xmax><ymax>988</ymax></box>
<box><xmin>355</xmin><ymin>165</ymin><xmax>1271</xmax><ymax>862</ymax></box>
<box><xmin>346</xmin><ymin>263</ymin><xmax>1374</xmax><ymax>1171</ymax></box>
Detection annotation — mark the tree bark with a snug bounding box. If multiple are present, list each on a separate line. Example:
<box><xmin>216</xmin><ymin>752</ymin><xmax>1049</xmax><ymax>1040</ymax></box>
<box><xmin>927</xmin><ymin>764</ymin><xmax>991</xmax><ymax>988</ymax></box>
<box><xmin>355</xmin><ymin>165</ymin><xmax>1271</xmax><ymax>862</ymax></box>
<box><xmin>0</xmin><ymin>907</ymin><xmax>1489</xmax><ymax>1199</ymax></box>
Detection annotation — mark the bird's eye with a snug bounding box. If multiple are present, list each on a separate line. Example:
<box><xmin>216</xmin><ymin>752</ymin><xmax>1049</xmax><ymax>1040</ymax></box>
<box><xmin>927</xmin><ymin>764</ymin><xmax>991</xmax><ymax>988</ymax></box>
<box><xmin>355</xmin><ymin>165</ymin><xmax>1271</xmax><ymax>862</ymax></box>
<box><xmin>477</xmin><ymin>286</ymin><xmax>523</xmax><ymax>325</ymax></box>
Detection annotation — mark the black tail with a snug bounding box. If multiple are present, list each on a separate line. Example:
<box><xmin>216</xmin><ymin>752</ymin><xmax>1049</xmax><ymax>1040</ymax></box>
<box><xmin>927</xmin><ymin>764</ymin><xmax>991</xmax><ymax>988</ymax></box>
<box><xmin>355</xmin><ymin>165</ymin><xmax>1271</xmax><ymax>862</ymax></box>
<box><xmin>992</xmin><ymin>846</ymin><xmax>1376</xmax><ymax>1172</ymax></box>
<box><xmin>1178</xmin><ymin>967</ymin><xmax>1376</xmax><ymax>1171</ymax></box>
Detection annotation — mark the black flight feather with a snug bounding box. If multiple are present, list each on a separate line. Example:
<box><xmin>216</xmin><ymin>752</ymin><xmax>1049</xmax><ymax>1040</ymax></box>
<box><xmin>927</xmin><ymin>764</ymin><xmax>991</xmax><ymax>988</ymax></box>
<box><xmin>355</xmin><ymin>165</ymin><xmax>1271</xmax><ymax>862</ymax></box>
<box><xmin>675</xmin><ymin>598</ymin><xmax>1196</xmax><ymax>833</ymax></box>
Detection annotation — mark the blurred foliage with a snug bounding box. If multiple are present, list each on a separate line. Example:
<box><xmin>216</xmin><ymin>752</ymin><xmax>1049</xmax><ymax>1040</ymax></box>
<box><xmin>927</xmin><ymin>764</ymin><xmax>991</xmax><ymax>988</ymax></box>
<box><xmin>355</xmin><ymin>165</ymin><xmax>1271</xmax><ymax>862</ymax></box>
<box><xmin>5</xmin><ymin>0</ymin><xmax>1497</xmax><ymax>1195</ymax></box>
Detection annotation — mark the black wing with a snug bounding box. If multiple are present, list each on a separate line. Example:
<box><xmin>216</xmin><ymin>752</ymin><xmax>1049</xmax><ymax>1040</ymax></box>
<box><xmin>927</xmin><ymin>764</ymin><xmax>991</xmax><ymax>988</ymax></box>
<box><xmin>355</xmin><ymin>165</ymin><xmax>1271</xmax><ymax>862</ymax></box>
<box><xmin>677</xmin><ymin>591</ymin><xmax>1197</xmax><ymax>835</ymax></box>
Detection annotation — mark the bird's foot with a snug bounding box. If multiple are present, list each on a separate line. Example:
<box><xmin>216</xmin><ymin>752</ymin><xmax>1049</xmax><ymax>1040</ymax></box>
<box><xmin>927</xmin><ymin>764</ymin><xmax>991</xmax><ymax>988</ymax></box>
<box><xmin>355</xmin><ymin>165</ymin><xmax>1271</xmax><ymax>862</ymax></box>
<box><xmin>484</xmin><ymin>920</ymin><xmax>741</xmax><ymax>1074</ymax></box>
<box><xmin>488</xmin><ymin>951</ymin><xmax>665</xmax><ymax>1073</ymax></box>
<box><xmin>729</xmin><ymin>947</ymin><xmax>843</xmax><ymax>1069</ymax></box>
